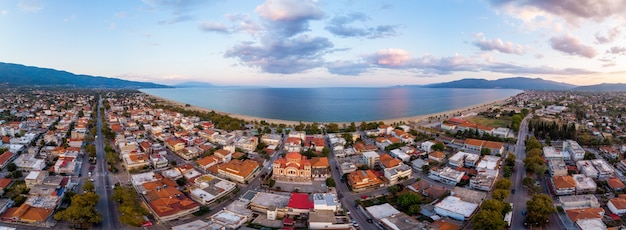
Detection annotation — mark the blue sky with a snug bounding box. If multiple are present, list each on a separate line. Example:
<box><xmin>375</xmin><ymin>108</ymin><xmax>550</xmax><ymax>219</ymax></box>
<box><xmin>1</xmin><ymin>0</ymin><xmax>625</xmax><ymax>87</ymax></box>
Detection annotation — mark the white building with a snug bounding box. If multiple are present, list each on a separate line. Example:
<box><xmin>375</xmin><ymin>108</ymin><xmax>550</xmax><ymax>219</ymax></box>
<box><xmin>384</xmin><ymin>163</ymin><xmax>412</xmax><ymax>185</ymax></box>
<box><xmin>429</xmin><ymin>167</ymin><xmax>464</xmax><ymax>185</ymax></box>
<box><xmin>421</xmin><ymin>141</ymin><xmax>435</xmax><ymax>153</ymax></box>
<box><xmin>543</xmin><ymin>146</ymin><xmax>567</xmax><ymax>161</ymax></box>
<box><xmin>608</xmin><ymin>197</ymin><xmax>626</xmax><ymax>215</ymax></box>
<box><xmin>563</xmin><ymin>140</ymin><xmax>585</xmax><ymax>161</ymax></box>
<box><xmin>590</xmin><ymin>159</ymin><xmax>615</xmax><ymax>179</ymax></box>
<box><xmin>434</xmin><ymin>196</ymin><xmax>479</xmax><ymax>221</ymax></box>
<box><xmin>362</xmin><ymin>151</ymin><xmax>380</xmax><ymax>169</ymax></box>
<box><xmin>210</xmin><ymin>209</ymin><xmax>248</xmax><ymax>229</ymax></box>
<box><xmin>549</xmin><ymin>159</ymin><xmax>568</xmax><ymax>176</ymax></box>
<box><xmin>573</xmin><ymin>174</ymin><xmax>597</xmax><ymax>194</ymax></box>
<box><xmin>576</xmin><ymin>161</ymin><xmax>599</xmax><ymax>179</ymax></box>
<box><xmin>390</xmin><ymin>149</ymin><xmax>411</xmax><ymax>162</ymax></box>
<box><xmin>313</xmin><ymin>193</ymin><xmax>341</xmax><ymax>212</ymax></box>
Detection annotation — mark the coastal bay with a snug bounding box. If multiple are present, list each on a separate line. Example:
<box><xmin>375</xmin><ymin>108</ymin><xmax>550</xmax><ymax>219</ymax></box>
<box><xmin>140</xmin><ymin>87</ymin><xmax>521</xmax><ymax>125</ymax></box>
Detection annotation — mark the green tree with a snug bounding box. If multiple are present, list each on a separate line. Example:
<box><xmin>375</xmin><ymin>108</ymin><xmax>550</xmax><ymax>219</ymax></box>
<box><xmin>83</xmin><ymin>179</ymin><xmax>95</xmax><ymax>192</ymax></box>
<box><xmin>492</xmin><ymin>189</ymin><xmax>511</xmax><ymax>201</ymax></box>
<box><xmin>396</xmin><ymin>193</ymin><xmax>423</xmax><ymax>211</ymax></box>
<box><xmin>387</xmin><ymin>184</ymin><xmax>403</xmax><ymax>195</ymax></box>
<box><xmin>495</xmin><ymin>178</ymin><xmax>512</xmax><ymax>190</ymax></box>
<box><xmin>525</xmin><ymin>136</ymin><xmax>542</xmax><ymax>152</ymax></box>
<box><xmin>6</xmin><ymin>162</ymin><xmax>16</xmax><ymax>172</ymax></box>
<box><xmin>505</xmin><ymin>154</ymin><xmax>516</xmax><ymax>167</ymax></box>
<box><xmin>112</xmin><ymin>186</ymin><xmax>148</xmax><ymax>226</ymax></box>
<box><xmin>480</xmin><ymin>147</ymin><xmax>492</xmax><ymax>156</ymax></box>
<box><xmin>325</xmin><ymin>178</ymin><xmax>336</xmax><ymax>187</ymax></box>
<box><xmin>511</xmin><ymin>114</ymin><xmax>522</xmax><ymax>132</ymax></box>
<box><xmin>54</xmin><ymin>192</ymin><xmax>102</xmax><ymax>228</ymax></box>
<box><xmin>525</xmin><ymin>194</ymin><xmax>556</xmax><ymax>226</ymax></box>
<box><xmin>526</xmin><ymin>148</ymin><xmax>542</xmax><ymax>158</ymax></box>
<box><xmin>432</xmin><ymin>142</ymin><xmax>445</xmax><ymax>151</ymax></box>
<box><xmin>472</xmin><ymin>209</ymin><xmax>506</xmax><ymax>230</ymax></box>
<box><xmin>523</xmin><ymin>177</ymin><xmax>534</xmax><ymax>187</ymax></box>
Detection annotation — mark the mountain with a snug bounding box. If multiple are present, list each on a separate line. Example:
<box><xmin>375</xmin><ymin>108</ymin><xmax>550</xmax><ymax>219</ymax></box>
<box><xmin>424</xmin><ymin>77</ymin><xmax>577</xmax><ymax>90</ymax></box>
<box><xmin>573</xmin><ymin>83</ymin><xmax>626</xmax><ymax>91</ymax></box>
<box><xmin>172</xmin><ymin>81</ymin><xmax>215</xmax><ymax>88</ymax></box>
<box><xmin>0</xmin><ymin>62</ymin><xmax>168</xmax><ymax>89</ymax></box>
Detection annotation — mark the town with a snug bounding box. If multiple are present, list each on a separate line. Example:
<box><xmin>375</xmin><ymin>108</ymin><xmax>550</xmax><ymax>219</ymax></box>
<box><xmin>1</xmin><ymin>88</ymin><xmax>625</xmax><ymax>230</ymax></box>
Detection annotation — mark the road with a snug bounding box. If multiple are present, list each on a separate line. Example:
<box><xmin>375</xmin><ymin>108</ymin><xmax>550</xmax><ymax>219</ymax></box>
<box><xmin>92</xmin><ymin>96</ymin><xmax>119</xmax><ymax>229</ymax></box>
<box><xmin>509</xmin><ymin>114</ymin><xmax>531</xmax><ymax>230</ymax></box>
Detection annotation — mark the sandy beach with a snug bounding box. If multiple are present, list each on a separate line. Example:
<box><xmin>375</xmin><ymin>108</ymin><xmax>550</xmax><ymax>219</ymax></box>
<box><xmin>144</xmin><ymin>93</ymin><xmax>514</xmax><ymax>126</ymax></box>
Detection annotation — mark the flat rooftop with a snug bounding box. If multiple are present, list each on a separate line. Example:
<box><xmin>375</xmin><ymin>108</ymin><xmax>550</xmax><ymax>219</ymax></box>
<box><xmin>250</xmin><ymin>192</ymin><xmax>290</xmax><ymax>208</ymax></box>
<box><xmin>435</xmin><ymin>196</ymin><xmax>479</xmax><ymax>218</ymax></box>
<box><xmin>366</xmin><ymin>203</ymin><xmax>400</xmax><ymax>219</ymax></box>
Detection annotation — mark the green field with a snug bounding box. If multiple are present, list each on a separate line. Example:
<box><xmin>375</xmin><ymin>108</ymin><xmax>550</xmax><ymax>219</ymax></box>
<box><xmin>467</xmin><ymin>116</ymin><xmax>511</xmax><ymax>128</ymax></box>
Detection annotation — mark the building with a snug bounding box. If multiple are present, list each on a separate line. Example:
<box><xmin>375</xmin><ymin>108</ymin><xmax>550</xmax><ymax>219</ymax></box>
<box><xmin>0</xmin><ymin>151</ymin><xmax>16</xmax><ymax>170</ymax></box>
<box><xmin>272</xmin><ymin>152</ymin><xmax>312</xmax><ymax>183</ymax></box>
<box><xmin>313</xmin><ymin>193</ymin><xmax>340</xmax><ymax>212</ymax></box>
<box><xmin>576</xmin><ymin>219</ymin><xmax>607</xmax><ymax>230</ymax></box>
<box><xmin>543</xmin><ymin>146</ymin><xmax>567</xmax><ymax>161</ymax></box>
<box><xmin>448</xmin><ymin>151</ymin><xmax>478</xmax><ymax>168</ymax></box>
<box><xmin>576</xmin><ymin>160</ymin><xmax>599</xmax><ymax>178</ymax></box>
<box><xmin>559</xmin><ymin>195</ymin><xmax>600</xmax><ymax>210</ymax></box>
<box><xmin>187</xmin><ymin>175</ymin><xmax>236</xmax><ymax>205</ymax></box>
<box><xmin>590</xmin><ymin>159</ymin><xmax>615</xmax><ymax>179</ymax></box>
<box><xmin>548</xmin><ymin>159</ymin><xmax>568</xmax><ymax>176</ymax></box>
<box><xmin>347</xmin><ymin>170</ymin><xmax>383</xmax><ymax>191</ymax></box>
<box><xmin>196</xmin><ymin>155</ymin><xmax>219</xmax><ymax>171</ymax></box>
<box><xmin>433</xmin><ymin>196</ymin><xmax>479</xmax><ymax>221</ymax></box>
<box><xmin>149</xmin><ymin>154</ymin><xmax>169</xmax><ymax>169</ymax></box>
<box><xmin>210</xmin><ymin>209</ymin><xmax>249</xmax><ymax>229</ymax></box>
<box><xmin>218</xmin><ymin>159</ymin><xmax>260</xmax><ymax>184</ymax></box>
<box><xmin>138</xmin><ymin>177</ymin><xmax>201</xmax><ymax>221</ymax></box>
<box><xmin>165</xmin><ymin>139</ymin><xmax>186</xmax><ymax>152</ymax></box>
<box><xmin>607</xmin><ymin>177</ymin><xmax>625</xmax><ymax>191</ymax></box>
<box><xmin>552</xmin><ymin>175</ymin><xmax>576</xmax><ymax>195</ymax></box>
<box><xmin>565</xmin><ymin>208</ymin><xmax>604</xmax><ymax>222</ymax></box>
<box><xmin>573</xmin><ymin>174</ymin><xmax>597</xmax><ymax>194</ymax></box>
<box><xmin>308</xmin><ymin>210</ymin><xmax>351</xmax><ymax>230</ymax></box>
<box><xmin>383</xmin><ymin>163</ymin><xmax>412</xmax><ymax>185</ymax></box>
<box><xmin>607</xmin><ymin>196</ymin><xmax>626</xmax><ymax>215</ymax></box>
<box><xmin>421</xmin><ymin>141</ymin><xmax>435</xmax><ymax>153</ymax></box>
<box><xmin>122</xmin><ymin>153</ymin><xmax>150</xmax><ymax>171</ymax></box>
<box><xmin>249</xmin><ymin>192</ymin><xmax>290</xmax><ymax>217</ymax></box>
<box><xmin>429</xmin><ymin>167</ymin><xmax>465</xmax><ymax>185</ymax></box>
<box><xmin>310</xmin><ymin>157</ymin><xmax>330</xmax><ymax>181</ymax></box>
<box><xmin>361</xmin><ymin>151</ymin><xmax>379</xmax><ymax>169</ymax></box>
<box><xmin>234</xmin><ymin>136</ymin><xmax>258</xmax><ymax>153</ymax></box>
<box><xmin>284</xmin><ymin>137</ymin><xmax>303</xmax><ymax>152</ymax></box>
<box><xmin>213</xmin><ymin>149</ymin><xmax>232</xmax><ymax>163</ymax></box>
<box><xmin>563</xmin><ymin>140</ymin><xmax>585</xmax><ymax>161</ymax></box>
<box><xmin>429</xmin><ymin>151</ymin><xmax>446</xmax><ymax>163</ymax></box>
<box><xmin>390</xmin><ymin>149</ymin><xmax>411</xmax><ymax>162</ymax></box>
<box><xmin>261</xmin><ymin>133</ymin><xmax>282</xmax><ymax>145</ymax></box>
<box><xmin>469</xmin><ymin>173</ymin><xmax>496</xmax><ymax>192</ymax></box>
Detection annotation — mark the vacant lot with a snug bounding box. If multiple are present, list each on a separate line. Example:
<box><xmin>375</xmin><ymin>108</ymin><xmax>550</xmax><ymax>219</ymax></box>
<box><xmin>468</xmin><ymin>116</ymin><xmax>511</xmax><ymax>128</ymax></box>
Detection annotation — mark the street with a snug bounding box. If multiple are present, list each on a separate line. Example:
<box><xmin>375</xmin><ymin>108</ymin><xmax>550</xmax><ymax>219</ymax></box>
<box><xmin>92</xmin><ymin>97</ymin><xmax>119</xmax><ymax>229</ymax></box>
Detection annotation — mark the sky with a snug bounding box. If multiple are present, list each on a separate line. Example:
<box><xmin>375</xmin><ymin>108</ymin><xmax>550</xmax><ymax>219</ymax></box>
<box><xmin>1</xmin><ymin>0</ymin><xmax>625</xmax><ymax>87</ymax></box>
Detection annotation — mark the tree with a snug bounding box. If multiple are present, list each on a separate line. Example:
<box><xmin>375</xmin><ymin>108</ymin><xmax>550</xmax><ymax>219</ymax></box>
<box><xmin>472</xmin><ymin>209</ymin><xmax>506</xmax><ymax>230</ymax></box>
<box><xmin>492</xmin><ymin>189</ymin><xmax>511</xmax><ymax>201</ymax></box>
<box><xmin>387</xmin><ymin>184</ymin><xmax>403</xmax><ymax>195</ymax></box>
<box><xmin>6</xmin><ymin>163</ymin><xmax>16</xmax><ymax>172</ymax></box>
<box><xmin>112</xmin><ymin>186</ymin><xmax>148</xmax><ymax>226</ymax></box>
<box><xmin>480</xmin><ymin>147</ymin><xmax>492</xmax><ymax>156</ymax></box>
<box><xmin>432</xmin><ymin>142</ymin><xmax>445</xmax><ymax>151</ymax></box>
<box><xmin>83</xmin><ymin>179</ymin><xmax>95</xmax><ymax>192</ymax></box>
<box><xmin>54</xmin><ymin>192</ymin><xmax>102</xmax><ymax>228</ymax></box>
<box><xmin>523</xmin><ymin>177</ymin><xmax>534</xmax><ymax>187</ymax></box>
<box><xmin>495</xmin><ymin>178</ymin><xmax>512</xmax><ymax>190</ymax></box>
<box><xmin>511</xmin><ymin>114</ymin><xmax>522</xmax><ymax>132</ymax></box>
<box><xmin>396</xmin><ymin>193</ymin><xmax>423</xmax><ymax>211</ymax></box>
<box><xmin>525</xmin><ymin>194</ymin><xmax>556</xmax><ymax>226</ymax></box>
<box><xmin>525</xmin><ymin>136</ymin><xmax>542</xmax><ymax>152</ymax></box>
<box><xmin>527</xmin><ymin>148</ymin><xmax>542</xmax><ymax>158</ymax></box>
<box><xmin>505</xmin><ymin>154</ymin><xmax>516</xmax><ymax>167</ymax></box>
<box><xmin>325</xmin><ymin>178</ymin><xmax>336</xmax><ymax>187</ymax></box>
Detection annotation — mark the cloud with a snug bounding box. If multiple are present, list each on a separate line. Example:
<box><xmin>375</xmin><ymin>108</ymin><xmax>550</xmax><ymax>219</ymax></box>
<box><xmin>607</xmin><ymin>46</ymin><xmax>626</xmax><ymax>55</ymax></box>
<box><xmin>327</xmin><ymin>61</ymin><xmax>370</xmax><ymax>76</ymax></box>
<box><xmin>18</xmin><ymin>0</ymin><xmax>43</xmax><ymax>13</ymax></box>
<box><xmin>158</xmin><ymin>15</ymin><xmax>194</xmax><ymax>25</ymax></box>
<box><xmin>484</xmin><ymin>62</ymin><xmax>597</xmax><ymax>75</ymax></box>
<box><xmin>595</xmin><ymin>26</ymin><xmax>622</xmax><ymax>44</ymax></box>
<box><xmin>224</xmin><ymin>13</ymin><xmax>262</xmax><ymax>35</ymax></box>
<box><xmin>1</xmin><ymin>10</ymin><xmax>8</xmax><ymax>16</ymax></box>
<box><xmin>224</xmin><ymin>35</ymin><xmax>333</xmax><ymax>74</ymax></box>
<box><xmin>255</xmin><ymin>0</ymin><xmax>324</xmax><ymax>37</ymax></box>
<box><xmin>143</xmin><ymin>0</ymin><xmax>210</xmax><ymax>24</ymax></box>
<box><xmin>200</xmin><ymin>21</ymin><xmax>230</xmax><ymax>33</ymax></box>
<box><xmin>472</xmin><ymin>33</ymin><xmax>526</xmax><ymax>54</ymax></box>
<box><xmin>369</xmin><ymin>48</ymin><xmax>412</xmax><ymax>67</ymax></box>
<box><xmin>488</xmin><ymin>0</ymin><xmax>626</xmax><ymax>25</ymax></box>
<box><xmin>549</xmin><ymin>35</ymin><xmax>597</xmax><ymax>58</ymax></box>
<box><xmin>325</xmin><ymin>13</ymin><xmax>398</xmax><ymax>39</ymax></box>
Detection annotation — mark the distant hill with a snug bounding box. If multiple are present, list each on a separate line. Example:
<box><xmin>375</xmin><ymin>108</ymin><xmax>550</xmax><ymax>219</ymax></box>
<box><xmin>0</xmin><ymin>62</ymin><xmax>168</xmax><ymax>89</ymax></box>
<box><xmin>573</xmin><ymin>83</ymin><xmax>626</xmax><ymax>91</ymax></box>
<box><xmin>424</xmin><ymin>77</ymin><xmax>577</xmax><ymax>90</ymax></box>
<box><xmin>173</xmin><ymin>81</ymin><xmax>215</xmax><ymax>88</ymax></box>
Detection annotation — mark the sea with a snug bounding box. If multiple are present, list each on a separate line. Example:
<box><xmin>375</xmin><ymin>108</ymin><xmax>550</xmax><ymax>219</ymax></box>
<box><xmin>139</xmin><ymin>87</ymin><xmax>522</xmax><ymax>123</ymax></box>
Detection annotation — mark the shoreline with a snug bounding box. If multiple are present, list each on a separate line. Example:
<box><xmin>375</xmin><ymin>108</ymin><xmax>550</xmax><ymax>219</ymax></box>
<box><xmin>143</xmin><ymin>93</ymin><xmax>514</xmax><ymax>126</ymax></box>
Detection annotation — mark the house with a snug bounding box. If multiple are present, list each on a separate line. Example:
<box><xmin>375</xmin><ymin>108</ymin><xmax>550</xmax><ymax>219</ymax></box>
<box><xmin>548</xmin><ymin>159</ymin><xmax>568</xmax><ymax>176</ymax></box>
<box><xmin>543</xmin><ymin>146</ymin><xmax>567</xmax><ymax>161</ymax></box>
<box><xmin>347</xmin><ymin>170</ymin><xmax>383</xmax><ymax>191</ymax></box>
<box><xmin>0</xmin><ymin>203</ymin><xmax>54</xmax><ymax>224</ymax></box>
<box><xmin>309</xmin><ymin>157</ymin><xmax>330</xmax><ymax>181</ymax></box>
<box><xmin>573</xmin><ymin>174</ymin><xmax>597</xmax><ymax>194</ymax></box>
<box><xmin>213</xmin><ymin>149</ymin><xmax>232</xmax><ymax>163</ymax></box>
<box><xmin>608</xmin><ymin>196</ymin><xmax>626</xmax><ymax>215</ymax></box>
<box><xmin>429</xmin><ymin>167</ymin><xmax>464</xmax><ymax>185</ymax></box>
<box><xmin>607</xmin><ymin>177</ymin><xmax>625</xmax><ymax>191</ymax></box>
<box><xmin>218</xmin><ymin>159</ymin><xmax>260</xmax><ymax>184</ymax></box>
<box><xmin>384</xmin><ymin>163</ymin><xmax>412</xmax><ymax>185</ymax></box>
<box><xmin>563</xmin><ymin>140</ymin><xmax>585</xmax><ymax>161</ymax></box>
<box><xmin>0</xmin><ymin>151</ymin><xmax>16</xmax><ymax>170</ymax></box>
<box><xmin>166</xmin><ymin>139</ymin><xmax>186</xmax><ymax>152</ymax></box>
<box><xmin>565</xmin><ymin>208</ymin><xmax>604</xmax><ymax>222</ymax></box>
<box><xmin>483</xmin><ymin>141</ymin><xmax>504</xmax><ymax>155</ymax></box>
<box><xmin>140</xmin><ymin>178</ymin><xmax>201</xmax><ymax>221</ymax></box>
<box><xmin>210</xmin><ymin>210</ymin><xmax>249</xmax><ymax>229</ymax></box>
<box><xmin>122</xmin><ymin>153</ymin><xmax>150</xmax><ymax>171</ymax></box>
<box><xmin>559</xmin><ymin>195</ymin><xmax>600</xmax><ymax>210</ymax></box>
<box><xmin>361</xmin><ymin>151</ymin><xmax>380</xmax><ymax>169</ymax></box>
<box><xmin>421</xmin><ymin>141</ymin><xmax>435</xmax><ymax>153</ymax></box>
<box><xmin>429</xmin><ymin>151</ymin><xmax>446</xmax><ymax>163</ymax></box>
<box><xmin>576</xmin><ymin>160</ymin><xmax>599</xmax><ymax>178</ymax></box>
<box><xmin>312</xmin><ymin>193</ymin><xmax>341</xmax><ymax>212</ymax></box>
<box><xmin>284</xmin><ymin>137</ymin><xmax>303</xmax><ymax>152</ymax></box>
<box><xmin>433</xmin><ymin>196</ymin><xmax>479</xmax><ymax>221</ymax></box>
<box><xmin>308</xmin><ymin>210</ymin><xmax>351</xmax><ymax>230</ymax></box>
<box><xmin>261</xmin><ymin>133</ymin><xmax>282</xmax><ymax>145</ymax></box>
<box><xmin>552</xmin><ymin>175</ymin><xmax>576</xmax><ymax>195</ymax></box>
<box><xmin>196</xmin><ymin>155</ymin><xmax>219</xmax><ymax>171</ymax></box>
<box><xmin>389</xmin><ymin>148</ymin><xmax>411</xmax><ymax>162</ymax></box>
<box><xmin>463</xmin><ymin>139</ymin><xmax>484</xmax><ymax>152</ymax></box>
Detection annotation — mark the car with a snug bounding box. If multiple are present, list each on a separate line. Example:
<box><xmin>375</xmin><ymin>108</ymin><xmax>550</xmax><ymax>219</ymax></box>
<box><xmin>89</xmin><ymin>178</ymin><xmax>95</xmax><ymax>182</ymax></box>
<box><xmin>511</xmin><ymin>189</ymin><xmax>516</xmax><ymax>194</ymax></box>
<box><xmin>367</xmin><ymin>218</ymin><xmax>373</xmax><ymax>223</ymax></box>
<box><xmin>522</xmin><ymin>210</ymin><xmax>527</xmax><ymax>216</ymax></box>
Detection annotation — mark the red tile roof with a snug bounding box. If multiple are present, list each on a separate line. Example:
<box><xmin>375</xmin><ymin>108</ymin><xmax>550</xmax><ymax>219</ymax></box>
<box><xmin>287</xmin><ymin>193</ymin><xmax>313</xmax><ymax>209</ymax></box>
